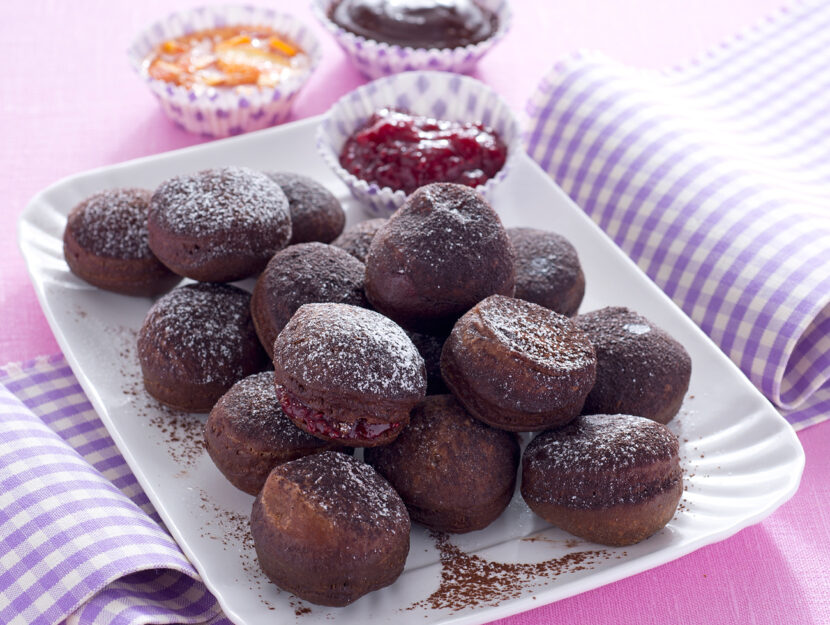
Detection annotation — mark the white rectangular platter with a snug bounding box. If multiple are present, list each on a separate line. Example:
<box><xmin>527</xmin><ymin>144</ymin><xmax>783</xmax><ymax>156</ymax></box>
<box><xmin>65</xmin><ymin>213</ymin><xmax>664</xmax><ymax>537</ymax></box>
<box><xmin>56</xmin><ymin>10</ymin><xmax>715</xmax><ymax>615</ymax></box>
<box><xmin>19</xmin><ymin>116</ymin><xmax>804</xmax><ymax>625</ymax></box>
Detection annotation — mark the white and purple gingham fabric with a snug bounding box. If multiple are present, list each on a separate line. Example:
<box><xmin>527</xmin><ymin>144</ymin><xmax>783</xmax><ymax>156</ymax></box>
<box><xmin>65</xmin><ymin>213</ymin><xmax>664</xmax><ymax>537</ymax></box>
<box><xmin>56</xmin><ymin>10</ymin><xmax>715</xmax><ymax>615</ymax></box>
<box><xmin>0</xmin><ymin>355</ymin><xmax>230</xmax><ymax>625</ymax></box>
<box><xmin>525</xmin><ymin>0</ymin><xmax>830</xmax><ymax>430</ymax></box>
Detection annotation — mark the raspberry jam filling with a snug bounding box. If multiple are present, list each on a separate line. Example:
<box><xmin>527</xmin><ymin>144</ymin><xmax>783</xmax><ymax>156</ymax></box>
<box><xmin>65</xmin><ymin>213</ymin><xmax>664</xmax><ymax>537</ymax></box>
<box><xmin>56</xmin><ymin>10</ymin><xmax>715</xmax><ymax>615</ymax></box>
<box><xmin>339</xmin><ymin>108</ymin><xmax>508</xmax><ymax>195</ymax></box>
<box><xmin>276</xmin><ymin>386</ymin><xmax>401</xmax><ymax>442</ymax></box>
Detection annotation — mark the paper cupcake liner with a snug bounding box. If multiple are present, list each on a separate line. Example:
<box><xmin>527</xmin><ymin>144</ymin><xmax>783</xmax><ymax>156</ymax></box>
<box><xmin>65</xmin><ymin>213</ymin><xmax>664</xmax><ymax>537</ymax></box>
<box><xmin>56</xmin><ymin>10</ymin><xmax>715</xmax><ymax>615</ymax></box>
<box><xmin>127</xmin><ymin>5</ymin><xmax>321</xmax><ymax>138</ymax></box>
<box><xmin>317</xmin><ymin>71</ymin><xmax>522</xmax><ymax>217</ymax></box>
<box><xmin>312</xmin><ymin>0</ymin><xmax>511</xmax><ymax>79</ymax></box>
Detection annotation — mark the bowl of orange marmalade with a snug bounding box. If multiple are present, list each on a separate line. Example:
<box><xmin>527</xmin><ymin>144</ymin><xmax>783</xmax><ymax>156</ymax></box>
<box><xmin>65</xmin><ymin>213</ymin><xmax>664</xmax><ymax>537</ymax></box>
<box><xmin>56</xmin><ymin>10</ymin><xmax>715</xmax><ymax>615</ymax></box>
<box><xmin>129</xmin><ymin>6</ymin><xmax>321</xmax><ymax>137</ymax></box>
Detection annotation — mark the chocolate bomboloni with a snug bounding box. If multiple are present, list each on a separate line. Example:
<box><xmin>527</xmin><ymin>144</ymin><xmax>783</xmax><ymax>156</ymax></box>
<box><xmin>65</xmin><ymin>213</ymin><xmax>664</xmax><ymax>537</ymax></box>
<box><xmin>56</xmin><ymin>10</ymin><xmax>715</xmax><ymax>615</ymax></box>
<box><xmin>272</xmin><ymin>303</ymin><xmax>427</xmax><ymax>447</ymax></box>
<box><xmin>575</xmin><ymin>307</ymin><xmax>692</xmax><ymax>424</ymax></box>
<box><xmin>63</xmin><ymin>188</ymin><xmax>180</xmax><ymax>296</ymax></box>
<box><xmin>365</xmin><ymin>394</ymin><xmax>519</xmax><ymax>533</ymax></box>
<box><xmin>365</xmin><ymin>183</ymin><xmax>515</xmax><ymax>334</ymax></box>
<box><xmin>137</xmin><ymin>283</ymin><xmax>267</xmax><ymax>412</ymax></box>
<box><xmin>441</xmin><ymin>295</ymin><xmax>596</xmax><ymax>432</ymax></box>
<box><xmin>508</xmin><ymin>227</ymin><xmax>585</xmax><ymax>316</ymax></box>
<box><xmin>331</xmin><ymin>217</ymin><xmax>387</xmax><ymax>263</ymax></box>
<box><xmin>148</xmin><ymin>167</ymin><xmax>291</xmax><ymax>282</ymax></box>
<box><xmin>521</xmin><ymin>414</ymin><xmax>683</xmax><ymax>546</ymax></box>
<box><xmin>251</xmin><ymin>242</ymin><xmax>369</xmax><ymax>357</ymax></box>
<box><xmin>205</xmin><ymin>372</ymin><xmax>349</xmax><ymax>495</ymax></box>
<box><xmin>251</xmin><ymin>451</ymin><xmax>410</xmax><ymax>606</ymax></box>
<box><xmin>265</xmin><ymin>172</ymin><xmax>345</xmax><ymax>245</ymax></box>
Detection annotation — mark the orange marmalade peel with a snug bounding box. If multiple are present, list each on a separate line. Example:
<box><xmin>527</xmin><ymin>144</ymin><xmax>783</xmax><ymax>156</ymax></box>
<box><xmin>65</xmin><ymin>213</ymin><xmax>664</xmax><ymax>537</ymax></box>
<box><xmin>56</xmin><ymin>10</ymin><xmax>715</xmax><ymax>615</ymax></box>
<box><xmin>146</xmin><ymin>25</ymin><xmax>309</xmax><ymax>89</ymax></box>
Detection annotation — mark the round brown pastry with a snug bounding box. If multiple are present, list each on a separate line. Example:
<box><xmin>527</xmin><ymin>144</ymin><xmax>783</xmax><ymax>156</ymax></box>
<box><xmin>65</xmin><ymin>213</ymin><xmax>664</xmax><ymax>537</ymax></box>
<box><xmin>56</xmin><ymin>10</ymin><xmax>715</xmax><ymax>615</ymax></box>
<box><xmin>331</xmin><ymin>217</ymin><xmax>387</xmax><ymax>263</ymax></box>
<box><xmin>508</xmin><ymin>227</ymin><xmax>585</xmax><ymax>316</ymax></box>
<box><xmin>251</xmin><ymin>451</ymin><xmax>410</xmax><ymax>606</ymax></box>
<box><xmin>265</xmin><ymin>172</ymin><xmax>345</xmax><ymax>245</ymax></box>
<box><xmin>137</xmin><ymin>283</ymin><xmax>267</xmax><ymax>412</ymax></box>
<box><xmin>272</xmin><ymin>303</ymin><xmax>427</xmax><ymax>447</ymax></box>
<box><xmin>406</xmin><ymin>330</ymin><xmax>448</xmax><ymax>395</ymax></box>
<box><xmin>205</xmin><ymin>372</ymin><xmax>350</xmax><ymax>495</ymax></box>
<box><xmin>148</xmin><ymin>167</ymin><xmax>291</xmax><ymax>282</ymax></box>
<box><xmin>365</xmin><ymin>183</ymin><xmax>515</xmax><ymax>334</ymax></box>
<box><xmin>575</xmin><ymin>307</ymin><xmax>692</xmax><ymax>424</ymax></box>
<box><xmin>63</xmin><ymin>188</ymin><xmax>180</xmax><ymax>296</ymax></box>
<box><xmin>250</xmin><ymin>243</ymin><xmax>369</xmax><ymax>357</ymax></box>
<box><xmin>521</xmin><ymin>414</ymin><xmax>682</xmax><ymax>546</ymax></box>
<box><xmin>441</xmin><ymin>295</ymin><xmax>596</xmax><ymax>432</ymax></box>
<box><xmin>329</xmin><ymin>0</ymin><xmax>498</xmax><ymax>49</ymax></box>
<box><xmin>365</xmin><ymin>394</ymin><xmax>519</xmax><ymax>533</ymax></box>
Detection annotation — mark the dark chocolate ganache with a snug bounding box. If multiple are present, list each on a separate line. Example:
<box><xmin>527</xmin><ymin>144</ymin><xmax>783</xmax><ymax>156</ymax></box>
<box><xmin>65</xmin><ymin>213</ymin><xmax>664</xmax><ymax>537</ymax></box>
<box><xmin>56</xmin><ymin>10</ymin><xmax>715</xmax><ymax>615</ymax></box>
<box><xmin>329</xmin><ymin>0</ymin><xmax>498</xmax><ymax>49</ymax></box>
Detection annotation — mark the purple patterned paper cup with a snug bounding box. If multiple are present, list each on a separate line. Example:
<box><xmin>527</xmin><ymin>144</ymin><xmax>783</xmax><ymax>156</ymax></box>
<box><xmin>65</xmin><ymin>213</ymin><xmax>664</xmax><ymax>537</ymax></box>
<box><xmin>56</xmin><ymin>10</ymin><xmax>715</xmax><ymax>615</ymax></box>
<box><xmin>127</xmin><ymin>5</ymin><xmax>322</xmax><ymax>138</ymax></box>
<box><xmin>317</xmin><ymin>71</ymin><xmax>522</xmax><ymax>217</ymax></box>
<box><xmin>312</xmin><ymin>0</ymin><xmax>511</xmax><ymax>79</ymax></box>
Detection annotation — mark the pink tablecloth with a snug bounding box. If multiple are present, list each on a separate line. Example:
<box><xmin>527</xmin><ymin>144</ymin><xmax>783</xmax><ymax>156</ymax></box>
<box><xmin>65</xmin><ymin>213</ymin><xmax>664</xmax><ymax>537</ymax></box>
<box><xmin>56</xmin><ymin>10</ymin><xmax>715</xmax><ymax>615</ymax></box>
<box><xmin>2</xmin><ymin>1</ymin><xmax>828</xmax><ymax>624</ymax></box>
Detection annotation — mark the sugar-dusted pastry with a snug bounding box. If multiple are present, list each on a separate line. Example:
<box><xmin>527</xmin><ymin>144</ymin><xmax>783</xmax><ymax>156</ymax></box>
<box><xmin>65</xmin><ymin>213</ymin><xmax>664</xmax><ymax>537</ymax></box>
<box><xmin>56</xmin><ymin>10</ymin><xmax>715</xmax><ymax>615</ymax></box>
<box><xmin>521</xmin><ymin>414</ymin><xmax>683</xmax><ymax>546</ymax></box>
<box><xmin>148</xmin><ymin>166</ymin><xmax>291</xmax><ymax>282</ymax></box>
<box><xmin>137</xmin><ymin>283</ymin><xmax>267</xmax><ymax>412</ymax></box>
<box><xmin>365</xmin><ymin>183</ymin><xmax>515</xmax><ymax>333</ymax></box>
<box><xmin>63</xmin><ymin>188</ymin><xmax>180</xmax><ymax>296</ymax></box>
<box><xmin>575</xmin><ymin>307</ymin><xmax>692</xmax><ymax>424</ymax></box>
<box><xmin>365</xmin><ymin>394</ymin><xmax>519</xmax><ymax>533</ymax></box>
<box><xmin>441</xmin><ymin>295</ymin><xmax>596</xmax><ymax>431</ymax></box>
<box><xmin>251</xmin><ymin>451</ymin><xmax>410</xmax><ymax>605</ymax></box>
<box><xmin>272</xmin><ymin>303</ymin><xmax>426</xmax><ymax>446</ymax></box>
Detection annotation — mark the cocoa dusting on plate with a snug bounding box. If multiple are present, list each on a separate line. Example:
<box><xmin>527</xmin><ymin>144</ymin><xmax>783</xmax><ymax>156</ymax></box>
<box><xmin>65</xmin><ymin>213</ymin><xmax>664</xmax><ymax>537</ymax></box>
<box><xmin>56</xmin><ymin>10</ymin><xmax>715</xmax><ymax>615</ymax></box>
<box><xmin>113</xmin><ymin>324</ymin><xmax>206</xmax><ymax>468</ymax></box>
<box><xmin>197</xmin><ymin>490</ymin><xmax>312</xmax><ymax>616</ymax></box>
<box><xmin>408</xmin><ymin>531</ymin><xmax>618</xmax><ymax>612</ymax></box>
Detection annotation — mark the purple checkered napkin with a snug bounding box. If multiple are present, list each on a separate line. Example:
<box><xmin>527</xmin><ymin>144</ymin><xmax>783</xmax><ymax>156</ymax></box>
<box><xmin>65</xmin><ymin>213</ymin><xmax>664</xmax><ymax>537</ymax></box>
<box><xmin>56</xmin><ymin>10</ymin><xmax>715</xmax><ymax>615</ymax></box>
<box><xmin>524</xmin><ymin>0</ymin><xmax>830</xmax><ymax>430</ymax></box>
<box><xmin>0</xmin><ymin>355</ymin><xmax>230</xmax><ymax>625</ymax></box>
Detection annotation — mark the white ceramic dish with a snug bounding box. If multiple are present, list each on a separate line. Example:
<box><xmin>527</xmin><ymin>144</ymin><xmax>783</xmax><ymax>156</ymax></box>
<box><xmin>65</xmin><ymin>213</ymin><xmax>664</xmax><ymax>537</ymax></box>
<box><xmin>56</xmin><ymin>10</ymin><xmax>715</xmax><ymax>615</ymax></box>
<box><xmin>19</xmin><ymin>116</ymin><xmax>804</xmax><ymax>625</ymax></box>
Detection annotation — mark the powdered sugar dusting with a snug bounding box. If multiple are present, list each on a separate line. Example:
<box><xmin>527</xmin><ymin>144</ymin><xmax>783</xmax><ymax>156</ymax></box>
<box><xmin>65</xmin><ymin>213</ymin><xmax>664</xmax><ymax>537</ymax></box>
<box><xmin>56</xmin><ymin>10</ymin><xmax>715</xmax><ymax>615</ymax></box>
<box><xmin>150</xmin><ymin>166</ymin><xmax>289</xmax><ymax>239</ymax></box>
<box><xmin>282</xmin><ymin>451</ymin><xmax>408</xmax><ymax>528</ymax></box>
<box><xmin>477</xmin><ymin>295</ymin><xmax>593</xmax><ymax>371</ymax></box>
<box><xmin>67</xmin><ymin>188</ymin><xmax>153</xmax><ymax>259</ymax></box>
<box><xmin>275</xmin><ymin>303</ymin><xmax>426</xmax><ymax>398</ymax></box>
<box><xmin>219</xmin><ymin>373</ymin><xmax>323</xmax><ymax>447</ymax></box>
<box><xmin>138</xmin><ymin>283</ymin><xmax>257</xmax><ymax>384</ymax></box>
<box><xmin>529</xmin><ymin>414</ymin><xmax>678</xmax><ymax>473</ymax></box>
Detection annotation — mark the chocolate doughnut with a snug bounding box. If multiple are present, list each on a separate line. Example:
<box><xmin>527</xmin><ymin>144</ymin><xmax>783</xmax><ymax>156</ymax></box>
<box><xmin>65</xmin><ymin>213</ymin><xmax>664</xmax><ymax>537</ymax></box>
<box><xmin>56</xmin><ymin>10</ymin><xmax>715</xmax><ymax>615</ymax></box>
<box><xmin>272</xmin><ymin>303</ymin><xmax>427</xmax><ymax>447</ymax></box>
<box><xmin>251</xmin><ymin>451</ymin><xmax>410</xmax><ymax>606</ymax></box>
<box><xmin>575</xmin><ymin>307</ymin><xmax>692</xmax><ymax>424</ymax></box>
<box><xmin>441</xmin><ymin>295</ymin><xmax>596</xmax><ymax>432</ymax></box>
<box><xmin>250</xmin><ymin>242</ymin><xmax>369</xmax><ymax>358</ymax></box>
<box><xmin>365</xmin><ymin>394</ymin><xmax>519</xmax><ymax>533</ymax></box>
<box><xmin>63</xmin><ymin>188</ymin><xmax>180</xmax><ymax>296</ymax></box>
<box><xmin>205</xmin><ymin>372</ymin><xmax>349</xmax><ymax>495</ymax></box>
<box><xmin>331</xmin><ymin>217</ymin><xmax>387</xmax><ymax>263</ymax></box>
<box><xmin>365</xmin><ymin>183</ymin><xmax>515</xmax><ymax>333</ymax></box>
<box><xmin>148</xmin><ymin>167</ymin><xmax>291</xmax><ymax>282</ymax></box>
<box><xmin>508</xmin><ymin>227</ymin><xmax>585</xmax><ymax>316</ymax></box>
<box><xmin>137</xmin><ymin>283</ymin><xmax>267</xmax><ymax>412</ymax></box>
<box><xmin>265</xmin><ymin>172</ymin><xmax>345</xmax><ymax>245</ymax></box>
<box><xmin>521</xmin><ymin>414</ymin><xmax>683</xmax><ymax>546</ymax></box>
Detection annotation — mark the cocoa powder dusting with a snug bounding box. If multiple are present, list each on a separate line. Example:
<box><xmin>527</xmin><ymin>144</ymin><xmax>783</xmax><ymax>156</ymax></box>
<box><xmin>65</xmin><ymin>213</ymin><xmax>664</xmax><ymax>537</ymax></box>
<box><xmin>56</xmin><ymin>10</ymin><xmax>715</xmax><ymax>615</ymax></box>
<box><xmin>109</xmin><ymin>324</ymin><xmax>207</xmax><ymax>468</ymax></box>
<box><xmin>409</xmin><ymin>532</ymin><xmax>614</xmax><ymax>612</ymax></box>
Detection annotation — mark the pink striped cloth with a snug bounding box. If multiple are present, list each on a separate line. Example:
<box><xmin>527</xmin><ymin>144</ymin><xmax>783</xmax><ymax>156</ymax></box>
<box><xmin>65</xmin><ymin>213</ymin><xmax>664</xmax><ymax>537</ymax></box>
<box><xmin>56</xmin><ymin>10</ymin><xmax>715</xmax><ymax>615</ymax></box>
<box><xmin>525</xmin><ymin>0</ymin><xmax>830</xmax><ymax>430</ymax></box>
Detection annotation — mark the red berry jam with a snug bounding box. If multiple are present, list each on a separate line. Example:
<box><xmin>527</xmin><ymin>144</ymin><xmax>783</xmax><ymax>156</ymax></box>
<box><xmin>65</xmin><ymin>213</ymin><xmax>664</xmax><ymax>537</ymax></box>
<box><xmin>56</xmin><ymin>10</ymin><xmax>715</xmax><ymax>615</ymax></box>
<box><xmin>339</xmin><ymin>108</ymin><xmax>508</xmax><ymax>195</ymax></box>
<box><xmin>277</xmin><ymin>385</ymin><xmax>401</xmax><ymax>442</ymax></box>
